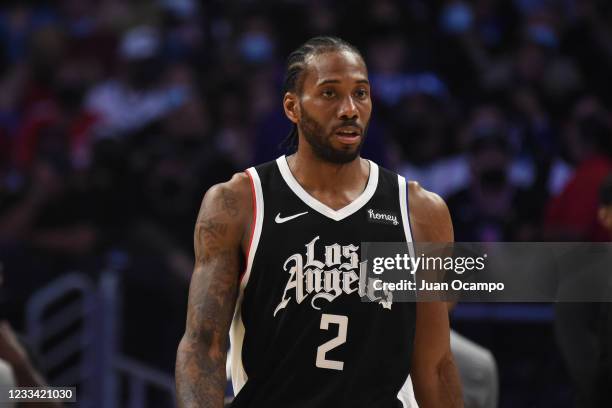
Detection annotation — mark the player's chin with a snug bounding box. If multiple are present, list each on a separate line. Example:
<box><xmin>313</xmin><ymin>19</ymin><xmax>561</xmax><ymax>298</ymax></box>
<box><xmin>328</xmin><ymin>144</ymin><xmax>361</xmax><ymax>164</ymax></box>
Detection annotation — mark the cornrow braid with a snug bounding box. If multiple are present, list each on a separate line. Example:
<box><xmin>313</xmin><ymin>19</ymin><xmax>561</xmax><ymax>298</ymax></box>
<box><xmin>280</xmin><ymin>36</ymin><xmax>364</xmax><ymax>153</ymax></box>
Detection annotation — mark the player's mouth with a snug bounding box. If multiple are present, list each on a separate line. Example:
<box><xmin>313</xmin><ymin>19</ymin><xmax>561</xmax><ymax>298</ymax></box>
<box><xmin>333</xmin><ymin>126</ymin><xmax>362</xmax><ymax>144</ymax></box>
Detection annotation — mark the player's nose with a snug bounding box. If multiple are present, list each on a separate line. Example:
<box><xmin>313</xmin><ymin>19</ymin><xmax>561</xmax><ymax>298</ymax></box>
<box><xmin>338</xmin><ymin>95</ymin><xmax>358</xmax><ymax>120</ymax></box>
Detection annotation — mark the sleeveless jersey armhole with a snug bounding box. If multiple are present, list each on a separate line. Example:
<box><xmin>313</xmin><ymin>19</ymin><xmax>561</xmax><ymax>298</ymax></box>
<box><xmin>230</xmin><ymin>167</ymin><xmax>265</xmax><ymax>395</ymax></box>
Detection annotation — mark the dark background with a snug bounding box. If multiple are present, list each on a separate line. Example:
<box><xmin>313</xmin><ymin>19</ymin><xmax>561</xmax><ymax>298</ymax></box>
<box><xmin>1</xmin><ymin>0</ymin><xmax>611</xmax><ymax>406</ymax></box>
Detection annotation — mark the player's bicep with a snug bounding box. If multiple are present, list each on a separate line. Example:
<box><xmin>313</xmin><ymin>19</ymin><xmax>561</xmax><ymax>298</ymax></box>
<box><xmin>184</xmin><ymin>182</ymin><xmax>246</xmax><ymax>347</ymax></box>
<box><xmin>194</xmin><ymin>182</ymin><xmax>245</xmax><ymax>263</ymax></box>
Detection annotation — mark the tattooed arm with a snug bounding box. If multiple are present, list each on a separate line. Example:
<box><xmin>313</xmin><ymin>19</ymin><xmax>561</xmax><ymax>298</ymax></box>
<box><xmin>175</xmin><ymin>173</ymin><xmax>252</xmax><ymax>408</ymax></box>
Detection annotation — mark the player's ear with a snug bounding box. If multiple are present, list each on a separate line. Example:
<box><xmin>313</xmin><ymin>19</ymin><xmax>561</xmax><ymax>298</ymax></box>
<box><xmin>283</xmin><ymin>92</ymin><xmax>300</xmax><ymax>124</ymax></box>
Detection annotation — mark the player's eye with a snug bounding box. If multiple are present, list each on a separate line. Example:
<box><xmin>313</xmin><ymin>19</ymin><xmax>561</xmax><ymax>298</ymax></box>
<box><xmin>355</xmin><ymin>88</ymin><xmax>369</xmax><ymax>98</ymax></box>
<box><xmin>322</xmin><ymin>89</ymin><xmax>336</xmax><ymax>98</ymax></box>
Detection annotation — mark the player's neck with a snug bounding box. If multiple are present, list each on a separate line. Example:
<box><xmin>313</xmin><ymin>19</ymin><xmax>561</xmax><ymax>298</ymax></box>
<box><xmin>287</xmin><ymin>149</ymin><xmax>368</xmax><ymax>193</ymax></box>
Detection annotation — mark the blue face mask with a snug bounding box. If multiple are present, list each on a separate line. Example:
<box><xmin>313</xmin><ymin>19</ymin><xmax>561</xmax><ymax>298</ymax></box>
<box><xmin>239</xmin><ymin>33</ymin><xmax>274</xmax><ymax>63</ymax></box>
<box><xmin>527</xmin><ymin>24</ymin><xmax>558</xmax><ymax>48</ymax></box>
<box><xmin>513</xmin><ymin>0</ymin><xmax>547</xmax><ymax>16</ymax></box>
<box><xmin>440</xmin><ymin>3</ymin><xmax>473</xmax><ymax>34</ymax></box>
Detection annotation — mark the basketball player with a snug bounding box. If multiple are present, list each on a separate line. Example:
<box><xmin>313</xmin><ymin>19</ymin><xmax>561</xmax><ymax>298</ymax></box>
<box><xmin>175</xmin><ymin>37</ymin><xmax>462</xmax><ymax>407</ymax></box>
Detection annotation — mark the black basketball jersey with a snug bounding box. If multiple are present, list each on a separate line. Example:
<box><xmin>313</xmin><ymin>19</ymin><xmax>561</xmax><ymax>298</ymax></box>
<box><xmin>229</xmin><ymin>155</ymin><xmax>416</xmax><ymax>408</ymax></box>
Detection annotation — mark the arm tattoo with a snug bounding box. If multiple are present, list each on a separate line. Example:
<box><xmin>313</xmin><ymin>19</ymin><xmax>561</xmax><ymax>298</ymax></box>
<box><xmin>176</xmin><ymin>251</ymin><xmax>238</xmax><ymax>408</ymax></box>
<box><xmin>196</xmin><ymin>219</ymin><xmax>228</xmax><ymax>259</ymax></box>
<box><xmin>220</xmin><ymin>188</ymin><xmax>239</xmax><ymax>217</ymax></box>
<box><xmin>176</xmin><ymin>184</ymin><xmax>243</xmax><ymax>408</ymax></box>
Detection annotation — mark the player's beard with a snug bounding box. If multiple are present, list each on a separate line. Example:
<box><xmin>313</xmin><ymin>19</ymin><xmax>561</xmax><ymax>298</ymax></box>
<box><xmin>298</xmin><ymin>105</ymin><xmax>368</xmax><ymax>164</ymax></box>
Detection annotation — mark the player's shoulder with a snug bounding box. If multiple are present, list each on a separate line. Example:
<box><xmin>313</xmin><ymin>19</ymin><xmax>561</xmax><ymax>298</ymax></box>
<box><xmin>407</xmin><ymin>181</ymin><xmax>453</xmax><ymax>242</ymax></box>
<box><xmin>209</xmin><ymin>172</ymin><xmax>252</xmax><ymax>197</ymax></box>
<box><xmin>407</xmin><ymin>181</ymin><xmax>447</xmax><ymax>212</ymax></box>
<box><xmin>200</xmin><ymin>172</ymin><xmax>252</xmax><ymax>221</ymax></box>
<box><xmin>371</xmin><ymin>163</ymin><xmax>445</xmax><ymax>211</ymax></box>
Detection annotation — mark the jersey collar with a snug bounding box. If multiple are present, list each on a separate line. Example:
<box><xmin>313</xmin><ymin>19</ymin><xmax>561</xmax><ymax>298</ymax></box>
<box><xmin>276</xmin><ymin>155</ymin><xmax>379</xmax><ymax>222</ymax></box>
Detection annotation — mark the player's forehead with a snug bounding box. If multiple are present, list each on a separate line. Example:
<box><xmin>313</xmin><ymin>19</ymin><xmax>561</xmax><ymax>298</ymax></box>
<box><xmin>302</xmin><ymin>49</ymin><xmax>368</xmax><ymax>90</ymax></box>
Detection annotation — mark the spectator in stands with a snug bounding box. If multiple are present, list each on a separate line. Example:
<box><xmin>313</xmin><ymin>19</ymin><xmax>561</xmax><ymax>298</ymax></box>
<box><xmin>447</xmin><ymin>105</ymin><xmax>544</xmax><ymax>241</ymax></box>
<box><xmin>12</xmin><ymin>56</ymin><xmax>99</xmax><ymax>172</ymax></box>
<box><xmin>0</xmin><ymin>154</ymin><xmax>98</xmax><ymax>257</ymax></box>
<box><xmin>545</xmin><ymin>97</ymin><xmax>612</xmax><ymax>241</ymax></box>
<box><xmin>85</xmin><ymin>25</ymin><xmax>188</xmax><ymax>138</ymax></box>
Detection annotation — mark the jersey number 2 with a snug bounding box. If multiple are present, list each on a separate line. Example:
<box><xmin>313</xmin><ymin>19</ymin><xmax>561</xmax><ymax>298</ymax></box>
<box><xmin>315</xmin><ymin>314</ymin><xmax>348</xmax><ymax>370</ymax></box>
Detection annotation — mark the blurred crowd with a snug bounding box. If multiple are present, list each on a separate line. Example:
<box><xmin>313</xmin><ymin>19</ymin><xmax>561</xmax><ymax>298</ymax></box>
<box><xmin>0</xmin><ymin>0</ymin><xmax>612</xmax><ymax>395</ymax></box>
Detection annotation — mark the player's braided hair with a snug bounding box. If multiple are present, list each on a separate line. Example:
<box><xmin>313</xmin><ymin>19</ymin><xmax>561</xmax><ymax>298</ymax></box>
<box><xmin>281</xmin><ymin>36</ymin><xmax>364</xmax><ymax>152</ymax></box>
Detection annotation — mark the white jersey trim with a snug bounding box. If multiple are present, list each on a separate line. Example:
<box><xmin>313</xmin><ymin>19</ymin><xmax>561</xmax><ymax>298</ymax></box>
<box><xmin>229</xmin><ymin>167</ymin><xmax>265</xmax><ymax>395</ymax></box>
<box><xmin>275</xmin><ymin>155</ymin><xmax>379</xmax><ymax>222</ymax></box>
<box><xmin>398</xmin><ymin>175</ymin><xmax>415</xmax><ymax>257</ymax></box>
<box><xmin>397</xmin><ymin>175</ymin><xmax>418</xmax><ymax>407</ymax></box>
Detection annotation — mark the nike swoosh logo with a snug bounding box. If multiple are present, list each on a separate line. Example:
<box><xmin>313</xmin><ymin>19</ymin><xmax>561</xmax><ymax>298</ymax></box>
<box><xmin>275</xmin><ymin>211</ymin><xmax>308</xmax><ymax>224</ymax></box>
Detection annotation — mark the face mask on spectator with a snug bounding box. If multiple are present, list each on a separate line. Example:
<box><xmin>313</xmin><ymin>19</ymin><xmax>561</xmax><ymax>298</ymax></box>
<box><xmin>527</xmin><ymin>23</ymin><xmax>558</xmax><ymax>48</ymax></box>
<box><xmin>239</xmin><ymin>33</ymin><xmax>274</xmax><ymax>63</ymax></box>
<box><xmin>126</xmin><ymin>59</ymin><xmax>163</xmax><ymax>89</ymax></box>
<box><xmin>56</xmin><ymin>81</ymin><xmax>87</xmax><ymax>111</ymax></box>
<box><xmin>479</xmin><ymin>167</ymin><xmax>508</xmax><ymax>191</ymax></box>
<box><xmin>440</xmin><ymin>2</ymin><xmax>473</xmax><ymax>34</ymax></box>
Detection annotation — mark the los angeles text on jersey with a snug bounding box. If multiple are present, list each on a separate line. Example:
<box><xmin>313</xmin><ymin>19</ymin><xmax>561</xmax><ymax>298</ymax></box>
<box><xmin>273</xmin><ymin>235</ymin><xmax>393</xmax><ymax>316</ymax></box>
